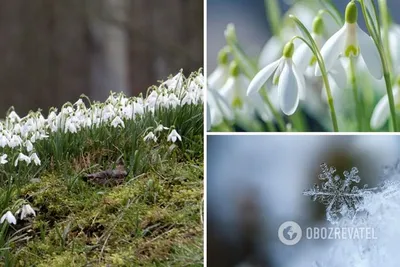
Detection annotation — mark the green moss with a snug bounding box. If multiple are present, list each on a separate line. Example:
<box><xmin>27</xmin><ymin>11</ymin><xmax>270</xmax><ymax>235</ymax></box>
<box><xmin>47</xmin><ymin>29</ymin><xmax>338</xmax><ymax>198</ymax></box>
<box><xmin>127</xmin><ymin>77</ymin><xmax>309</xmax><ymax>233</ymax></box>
<box><xmin>11</xmin><ymin>156</ymin><xmax>203</xmax><ymax>266</ymax></box>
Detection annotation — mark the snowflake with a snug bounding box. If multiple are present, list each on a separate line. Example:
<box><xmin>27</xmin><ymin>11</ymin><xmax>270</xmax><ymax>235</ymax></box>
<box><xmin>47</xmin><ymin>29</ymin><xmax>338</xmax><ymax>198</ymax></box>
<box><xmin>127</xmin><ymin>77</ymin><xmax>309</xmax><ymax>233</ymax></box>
<box><xmin>303</xmin><ymin>163</ymin><xmax>372</xmax><ymax>223</ymax></box>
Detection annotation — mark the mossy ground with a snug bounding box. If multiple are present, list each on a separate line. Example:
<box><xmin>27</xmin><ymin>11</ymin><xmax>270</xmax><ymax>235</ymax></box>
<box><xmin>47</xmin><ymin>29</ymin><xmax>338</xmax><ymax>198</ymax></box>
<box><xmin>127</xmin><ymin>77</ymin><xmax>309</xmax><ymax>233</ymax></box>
<box><xmin>6</xmin><ymin>151</ymin><xmax>203</xmax><ymax>266</ymax></box>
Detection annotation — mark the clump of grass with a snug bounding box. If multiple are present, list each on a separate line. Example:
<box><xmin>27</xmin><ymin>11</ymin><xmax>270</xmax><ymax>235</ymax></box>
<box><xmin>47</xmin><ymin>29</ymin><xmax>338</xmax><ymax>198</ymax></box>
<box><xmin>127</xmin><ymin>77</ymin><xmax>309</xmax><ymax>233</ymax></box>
<box><xmin>0</xmin><ymin>70</ymin><xmax>204</xmax><ymax>266</ymax></box>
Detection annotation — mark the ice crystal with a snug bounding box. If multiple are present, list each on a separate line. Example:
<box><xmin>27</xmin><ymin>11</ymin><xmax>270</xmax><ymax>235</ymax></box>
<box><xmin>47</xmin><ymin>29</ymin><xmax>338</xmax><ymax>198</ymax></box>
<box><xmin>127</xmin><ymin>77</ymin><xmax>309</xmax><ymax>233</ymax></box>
<box><xmin>304</xmin><ymin>163</ymin><xmax>372</xmax><ymax>223</ymax></box>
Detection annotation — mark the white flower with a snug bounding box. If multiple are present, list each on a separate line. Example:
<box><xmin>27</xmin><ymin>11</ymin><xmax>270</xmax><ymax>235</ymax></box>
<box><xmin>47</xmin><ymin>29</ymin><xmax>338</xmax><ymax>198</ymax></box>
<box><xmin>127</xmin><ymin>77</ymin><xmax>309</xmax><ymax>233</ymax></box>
<box><xmin>143</xmin><ymin>132</ymin><xmax>157</xmax><ymax>142</ymax></box>
<box><xmin>15</xmin><ymin>153</ymin><xmax>31</xmax><ymax>167</ymax></box>
<box><xmin>8</xmin><ymin>135</ymin><xmax>22</xmax><ymax>148</ymax></box>
<box><xmin>220</xmin><ymin>63</ymin><xmax>273</xmax><ymax>122</ymax></box>
<box><xmin>207</xmin><ymin>88</ymin><xmax>234</xmax><ymax>126</ymax></box>
<box><xmin>167</xmin><ymin>129</ymin><xmax>182</xmax><ymax>143</ymax></box>
<box><xmin>248</xmin><ymin>41</ymin><xmax>305</xmax><ymax>115</ymax></box>
<box><xmin>25</xmin><ymin>140</ymin><xmax>33</xmax><ymax>152</ymax></box>
<box><xmin>0</xmin><ymin>134</ymin><xmax>8</xmax><ymax>148</ymax></box>
<box><xmin>370</xmin><ymin>84</ymin><xmax>400</xmax><ymax>129</ymax></box>
<box><xmin>0</xmin><ymin>211</ymin><xmax>16</xmax><ymax>225</ymax></box>
<box><xmin>0</xmin><ymin>154</ymin><xmax>7</xmax><ymax>164</ymax></box>
<box><xmin>388</xmin><ymin>24</ymin><xmax>400</xmax><ymax>72</ymax></box>
<box><xmin>65</xmin><ymin>118</ymin><xmax>78</xmax><ymax>133</ymax></box>
<box><xmin>208</xmin><ymin>48</ymin><xmax>230</xmax><ymax>90</ymax></box>
<box><xmin>111</xmin><ymin>116</ymin><xmax>125</xmax><ymax>128</ymax></box>
<box><xmin>8</xmin><ymin>111</ymin><xmax>21</xmax><ymax>123</ymax></box>
<box><xmin>315</xmin><ymin>1</ymin><xmax>382</xmax><ymax>79</ymax></box>
<box><xmin>17</xmin><ymin>204</ymin><xmax>36</xmax><ymax>220</ymax></box>
<box><xmin>30</xmin><ymin>153</ymin><xmax>41</xmax><ymax>166</ymax></box>
<box><xmin>154</xmin><ymin>124</ymin><xmax>169</xmax><ymax>133</ymax></box>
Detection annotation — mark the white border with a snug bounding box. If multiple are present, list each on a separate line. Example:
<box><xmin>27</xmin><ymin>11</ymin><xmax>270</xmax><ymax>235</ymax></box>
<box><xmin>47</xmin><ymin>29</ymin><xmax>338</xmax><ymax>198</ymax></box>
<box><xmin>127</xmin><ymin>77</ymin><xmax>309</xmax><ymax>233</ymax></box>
<box><xmin>203</xmin><ymin>0</ymin><xmax>208</xmax><ymax>265</ymax></box>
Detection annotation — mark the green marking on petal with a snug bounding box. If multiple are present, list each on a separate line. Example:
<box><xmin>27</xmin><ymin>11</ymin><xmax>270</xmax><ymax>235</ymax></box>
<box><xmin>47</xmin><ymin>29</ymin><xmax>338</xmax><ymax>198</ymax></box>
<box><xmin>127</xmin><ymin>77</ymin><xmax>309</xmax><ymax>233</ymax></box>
<box><xmin>273</xmin><ymin>75</ymin><xmax>280</xmax><ymax>85</ymax></box>
<box><xmin>345</xmin><ymin>45</ymin><xmax>359</xmax><ymax>57</ymax></box>
<box><xmin>232</xmin><ymin>96</ymin><xmax>243</xmax><ymax>109</ymax></box>
<box><xmin>345</xmin><ymin>1</ymin><xmax>358</xmax><ymax>24</ymax></box>
<box><xmin>283</xmin><ymin>42</ymin><xmax>294</xmax><ymax>58</ymax></box>
<box><xmin>309</xmin><ymin>56</ymin><xmax>317</xmax><ymax>66</ymax></box>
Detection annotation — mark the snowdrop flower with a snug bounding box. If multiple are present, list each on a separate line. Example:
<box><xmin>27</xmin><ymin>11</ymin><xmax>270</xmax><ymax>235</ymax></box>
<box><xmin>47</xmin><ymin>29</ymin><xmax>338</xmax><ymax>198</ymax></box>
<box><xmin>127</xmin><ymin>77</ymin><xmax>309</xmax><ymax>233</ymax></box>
<box><xmin>154</xmin><ymin>124</ymin><xmax>169</xmax><ymax>133</ymax></box>
<box><xmin>0</xmin><ymin>134</ymin><xmax>8</xmax><ymax>148</ymax></box>
<box><xmin>17</xmin><ymin>204</ymin><xmax>36</xmax><ymax>220</ymax></box>
<box><xmin>370</xmin><ymin>78</ymin><xmax>400</xmax><ymax>129</ymax></box>
<box><xmin>30</xmin><ymin>153</ymin><xmax>41</xmax><ymax>166</ymax></box>
<box><xmin>65</xmin><ymin>118</ymin><xmax>78</xmax><ymax>133</ymax></box>
<box><xmin>208</xmin><ymin>47</ymin><xmax>230</xmax><ymax>90</ymax></box>
<box><xmin>0</xmin><ymin>211</ymin><xmax>16</xmax><ymax>224</ymax></box>
<box><xmin>388</xmin><ymin>24</ymin><xmax>400</xmax><ymax>72</ymax></box>
<box><xmin>111</xmin><ymin>116</ymin><xmax>125</xmax><ymax>128</ymax></box>
<box><xmin>248</xmin><ymin>41</ymin><xmax>305</xmax><ymax>115</ymax></box>
<box><xmin>167</xmin><ymin>129</ymin><xmax>182</xmax><ymax>143</ymax></box>
<box><xmin>143</xmin><ymin>132</ymin><xmax>157</xmax><ymax>142</ymax></box>
<box><xmin>293</xmin><ymin>16</ymin><xmax>348</xmax><ymax>98</ymax></box>
<box><xmin>15</xmin><ymin>153</ymin><xmax>31</xmax><ymax>166</ymax></box>
<box><xmin>25</xmin><ymin>140</ymin><xmax>33</xmax><ymax>152</ymax></box>
<box><xmin>207</xmin><ymin>88</ymin><xmax>234</xmax><ymax>126</ymax></box>
<box><xmin>166</xmin><ymin>94</ymin><xmax>180</xmax><ymax>108</ymax></box>
<box><xmin>8</xmin><ymin>111</ymin><xmax>21</xmax><ymax>124</ymax></box>
<box><xmin>160</xmin><ymin>72</ymin><xmax>184</xmax><ymax>93</ymax></box>
<box><xmin>8</xmin><ymin>135</ymin><xmax>22</xmax><ymax>148</ymax></box>
<box><xmin>315</xmin><ymin>1</ymin><xmax>382</xmax><ymax>79</ymax></box>
<box><xmin>0</xmin><ymin>154</ymin><xmax>7</xmax><ymax>164</ymax></box>
<box><xmin>220</xmin><ymin>62</ymin><xmax>273</xmax><ymax>121</ymax></box>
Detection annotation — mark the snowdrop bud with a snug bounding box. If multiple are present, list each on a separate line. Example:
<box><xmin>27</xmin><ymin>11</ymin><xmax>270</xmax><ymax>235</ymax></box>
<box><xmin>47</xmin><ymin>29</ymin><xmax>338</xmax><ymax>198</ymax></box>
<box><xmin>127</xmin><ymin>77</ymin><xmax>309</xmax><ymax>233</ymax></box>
<box><xmin>218</xmin><ymin>47</ymin><xmax>229</xmax><ymax>65</ymax></box>
<box><xmin>283</xmin><ymin>41</ymin><xmax>295</xmax><ymax>58</ymax></box>
<box><xmin>224</xmin><ymin>23</ymin><xmax>237</xmax><ymax>43</ymax></box>
<box><xmin>229</xmin><ymin>61</ymin><xmax>239</xmax><ymax>77</ymax></box>
<box><xmin>345</xmin><ymin>1</ymin><xmax>358</xmax><ymax>24</ymax></box>
<box><xmin>312</xmin><ymin>15</ymin><xmax>324</xmax><ymax>35</ymax></box>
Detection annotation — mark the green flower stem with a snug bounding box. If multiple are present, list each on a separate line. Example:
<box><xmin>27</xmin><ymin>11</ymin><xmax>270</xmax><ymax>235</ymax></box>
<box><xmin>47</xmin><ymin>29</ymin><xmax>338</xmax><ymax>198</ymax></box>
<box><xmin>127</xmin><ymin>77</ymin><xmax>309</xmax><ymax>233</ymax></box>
<box><xmin>359</xmin><ymin>0</ymin><xmax>397</xmax><ymax>131</ymax></box>
<box><xmin>378</xmin><ymin>0</ymin><xmax>392</xmax><ymax>71</ymax></box>
<box><xmin>319</xmin><ymin>0</ymin><xmax>344</xmax><ymax>25</ymax></box>
<box><xmin>349</xmin><ymin>57</ymin><xmax>362</xmax><ymax>131</ymax></box>
<box><xmin>289</xmin><ymin>15</ymin><xmax>339</xmax><ymax>132</ymax></box>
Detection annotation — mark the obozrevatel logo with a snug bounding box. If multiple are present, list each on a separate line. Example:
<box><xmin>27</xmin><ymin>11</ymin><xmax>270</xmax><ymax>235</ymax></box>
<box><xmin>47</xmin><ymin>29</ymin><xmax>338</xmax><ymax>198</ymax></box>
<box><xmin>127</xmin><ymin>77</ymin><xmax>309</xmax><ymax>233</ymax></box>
<box><xmin>278</xmin><ymin>221</ymin><xmax>302</xmax><ymax>245</ymax></box>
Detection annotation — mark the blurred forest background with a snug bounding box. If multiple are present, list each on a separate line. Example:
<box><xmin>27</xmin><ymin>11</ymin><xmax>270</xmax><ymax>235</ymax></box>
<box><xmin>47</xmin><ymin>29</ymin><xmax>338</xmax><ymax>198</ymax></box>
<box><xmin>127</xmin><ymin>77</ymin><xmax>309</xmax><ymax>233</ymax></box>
<box><xmin>0</xmin><ymin>0</ymin><xmax>203</xmax><ymax>115</ymax></box>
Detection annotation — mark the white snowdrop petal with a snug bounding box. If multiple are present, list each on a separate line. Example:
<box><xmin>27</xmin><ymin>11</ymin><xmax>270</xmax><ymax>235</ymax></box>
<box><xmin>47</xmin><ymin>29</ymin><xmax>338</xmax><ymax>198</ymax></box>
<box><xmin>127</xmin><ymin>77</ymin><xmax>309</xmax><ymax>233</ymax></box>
<box><xmin>293</xmin><ymin>42</ymin><xmax>313</xmax><ymax>73</ymax></box>
<box><xmin>316</xmin><ymin>25</ymin><xmax>347</xmax><ymax>76</ymax></box>
<box><xmin>208</xmin><ymin>89</ymin><xmax>234</xmax><ymax>122</ymax></box>
<box><xmin>389</xmin><ymin>25</ymin><xmax>400</xmax><ymax>72</ymax></box>
<box><xmin>371</xmin><ymin>89</ymin><xmax>399</xmax><ymax>129</ymax></box>
<box><xmin>247</xmin><ymin>59</ymin><xmax>281</xmax><ymax>95</ymax></box>
<box><xmin>328</xmin><ymin>60</ymin><xmax>347</xmax><ymax>90</ymax></box>
<box><xmin>357</xmin><ymin>25</ymin><xmax>383</xmax><ymax>79</ymax></box>
<box><xmin>208</xmin><ymin>65</ymin><xmax>229</xmax><ymax>90</ymax></box>
<box><xmin>278</xmin><ymin>62</ymin><xmax>299</xmax><ymax>115</ymax></box>
<box><xmin>292</xmin><ymin>63</ymin><xmax>306</xmax><ymax>100</ymax></box>
<box><xmin>219</xmin><ymin>78</ymin><xmax>236</xmax><ymax>105</ymax></box>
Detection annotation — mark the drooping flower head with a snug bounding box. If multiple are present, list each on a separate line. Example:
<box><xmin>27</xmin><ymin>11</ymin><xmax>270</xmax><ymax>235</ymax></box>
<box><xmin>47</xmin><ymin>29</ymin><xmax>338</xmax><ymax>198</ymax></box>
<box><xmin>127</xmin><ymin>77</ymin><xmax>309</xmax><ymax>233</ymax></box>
<box><xmin>315</xmin><ymin>1</ymin><xmax>382</xmax><ymax>79</ymax></box>
<box><xmin>248</xmin><ymin>41</ymin><xmax>305</xmax><ymax>115</ymax></box>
